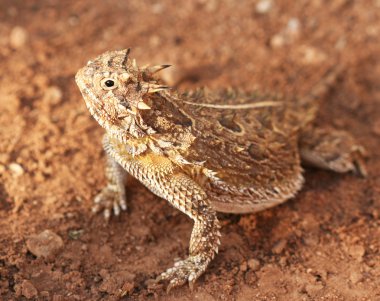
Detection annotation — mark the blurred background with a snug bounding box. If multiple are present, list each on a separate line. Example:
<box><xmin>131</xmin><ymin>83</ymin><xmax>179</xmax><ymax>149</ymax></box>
<box><xmin>0</xmin><ymin>1</ymin><xmax>379</xmax><ymax>300</ymax></box>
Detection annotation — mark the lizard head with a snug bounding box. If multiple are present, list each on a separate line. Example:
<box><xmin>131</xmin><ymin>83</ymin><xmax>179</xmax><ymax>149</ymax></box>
<box><xmin>75</xmin><ymin>48</ymin><xmax>170</xmax><ymax>142</ymax></box>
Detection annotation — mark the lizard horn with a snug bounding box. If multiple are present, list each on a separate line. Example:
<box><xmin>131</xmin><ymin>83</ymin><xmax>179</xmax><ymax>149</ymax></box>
<box><xmin>145</xmin><ymin>84</ymin><xmax>170</xmax><ymax>93</ymax></box>
<box><xmin>145</xmin><ymin>64</ymin><xmax>171</xmax><ymax>74</ymax></box>
<box><xmin>132</xmin><ymin>58</ymin><xmax>138</xmax><ymax>70</ymax></box>
<box><xmin>122</xmin><ymin>48</ymin><xmax>131</xmax><ymax>67</ymax></box>
<box><xmin>137</xmin><ymin>101</ymin><xmax>151</xmax><ymax>110</ymax></box>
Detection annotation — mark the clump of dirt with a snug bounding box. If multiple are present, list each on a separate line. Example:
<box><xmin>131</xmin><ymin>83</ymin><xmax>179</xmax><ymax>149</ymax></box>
<box><xmin>0</xmin><ymin>0</ymin><xmax>380</xmax><ymax>300</ymax></box>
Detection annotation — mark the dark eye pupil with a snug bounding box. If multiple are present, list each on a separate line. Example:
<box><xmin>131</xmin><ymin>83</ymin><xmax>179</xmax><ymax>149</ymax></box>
<box><xmin>105</xmin><ymin>80</ymin><xmax>114</xmax><ymax>87</ymax></box>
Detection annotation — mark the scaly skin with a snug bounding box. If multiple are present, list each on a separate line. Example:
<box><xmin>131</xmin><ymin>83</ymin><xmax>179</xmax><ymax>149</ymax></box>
<box><xmin>75</xmin><ymin>49</ymin><xmax>366</xmax><ymax>290</ymax></box>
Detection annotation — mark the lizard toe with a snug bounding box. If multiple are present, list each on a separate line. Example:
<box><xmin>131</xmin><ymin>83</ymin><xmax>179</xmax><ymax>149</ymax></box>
<box><xmin>156</xmin><ymin>255</ymin><xmax>208</xmax><ymax>292</ymax></box>
<box><xmin>92</xmin><ymin>186</ymin><xmax>127</xmax><ymax>220</ymax></box>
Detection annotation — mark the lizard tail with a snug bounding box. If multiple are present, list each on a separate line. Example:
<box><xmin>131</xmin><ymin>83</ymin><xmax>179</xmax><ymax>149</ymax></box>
<box><xmin>299</xmin><ymin>65</ymin><xmax>345</xmax><ymax>127</ymax></box>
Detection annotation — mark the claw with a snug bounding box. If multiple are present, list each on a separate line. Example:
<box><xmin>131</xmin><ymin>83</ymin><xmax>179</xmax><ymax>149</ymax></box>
<box><xmin>92</xmin><ymin>186</ymin><xmax>128</xmax><ymax>220</ymax></box>
<box><xmin>91</xmin><ymin>203</ymin><xmax>100</xmax><ymax>213</ymax></box>
<box><xmin>167</xmin><ymin>278</ymin><xmax>186</xmax><ymax>293</ymax></box>
<box><xmin>120</xmin><ymin>200</ymin><xmax>127</xmax><ymax>211</ymax></box>
<box><xmin>354</xmin><ymin>157</ymin><xmax>367</xmax><ymax>178</ymax></box>
<box><xmin>104</xmin><ymin>208</ymin><xmax>111</xmax><ymax>221</ymax></box>
<box><xmin>155</xmin><ymin>255</ymin><xmax>209</xmax><ymax>292</ymax></box>
<box><xmin>113</xmin><ymin>202</ymin><xmax>120</xmax><ymax>216</ymax></box>
<box><xmin>188</xmin><ymin>272</ymin><xmax>197</xmax><ymax>291</ymax></box>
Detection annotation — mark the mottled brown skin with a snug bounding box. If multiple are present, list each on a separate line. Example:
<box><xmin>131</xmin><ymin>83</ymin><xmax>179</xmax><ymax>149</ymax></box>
<box><xmin>75</xmin><ymin>49</ymin><xmax>366</xmax><ymax>291</ymax></box>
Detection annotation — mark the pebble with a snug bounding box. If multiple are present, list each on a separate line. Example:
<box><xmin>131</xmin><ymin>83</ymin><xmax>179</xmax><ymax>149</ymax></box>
<box><xmin>247</xmin><ymin>258</ymin><xmax>260</xmax><ymax>271</ymax></box>
<box><xmin>349</xmin><ymin>270</ymin><xmax>363</xmax><ymax>284</ymax></box>
<box><xmin>255</xmin><ymin>0</ymin><xmax>273</xmax><ymax>14</ymax></box>
<box><xmin>20</xmin><ymin>280</ymin><xmax>38</xmax><ymax>299</ymax></box>
<box><xmin>9</xmin><ymin>162</ymin><xmax>24</xmax><ymax>177</ymax></box>
<box><xmin>43</xmin><ymin>86</ymin><xmax>63</xmax><ymax>105</ymax></box>
<box><xmin>270</xmin><ymin>34</ymin><xmax>285</xmax><ymax>48</ymax></box>
<box><xmin>299</xmin><ymin>46</ymin><xmax>327</xmax><ymax>65</ymax></box>
<box><xmin>347</xmin><ymin>245</ymin><xmax>365</xmax><ymax>261</ymax></box>
<box><xmin>9</xmin><ymin>26</ymin><xmax>28</xmax><ymax>49</ymax></box>
<box><xmin>240</xmin><ymin>261</ymin><xmax>248</xmax><ymax>272</ymax></box>
<box><xmin>272</xmin><ymin>239</ymin><xmax>287</xmax><ymax>254</ymax></box>
<box><xmin>26</xmin><ymin>230</ymin><xmax>64</xmax><ymax>258</ymax></box>
<box><xmin>270</xmin><ymin>17</ymin><xmax>301</xmax><ymax>48</ymax></box>
<box><xmin>287</xmin><ymin>18</ymin><xmax>300</xmax><ymax>35</ymax></box>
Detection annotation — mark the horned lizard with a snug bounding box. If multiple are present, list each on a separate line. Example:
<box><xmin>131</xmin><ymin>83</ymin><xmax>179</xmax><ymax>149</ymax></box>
<box><xmin>75</xmin><ymin>49</ymin><xmax>366</xmax><ymax>291</ymax></box>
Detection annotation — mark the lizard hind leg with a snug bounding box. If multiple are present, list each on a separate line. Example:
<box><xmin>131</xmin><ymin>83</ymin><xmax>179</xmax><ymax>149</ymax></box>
<box><xmin>299</xmin><ymin>126</ymin><xmax>367</xmax><ymax>177</ymax></box>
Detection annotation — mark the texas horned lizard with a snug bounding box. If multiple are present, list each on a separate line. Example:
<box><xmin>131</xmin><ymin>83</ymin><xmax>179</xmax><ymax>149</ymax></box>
<box><xmin>75</xmin><ymin>49</ymin><xmax>366</xmax><ymax>291</ymax></box>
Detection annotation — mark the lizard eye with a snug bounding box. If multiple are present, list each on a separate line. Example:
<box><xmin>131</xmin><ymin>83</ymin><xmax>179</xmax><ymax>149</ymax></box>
<box><xmin>100</xmin><ymin>78</ymin><xmax>118</xmax><ymax>90</ymax></box>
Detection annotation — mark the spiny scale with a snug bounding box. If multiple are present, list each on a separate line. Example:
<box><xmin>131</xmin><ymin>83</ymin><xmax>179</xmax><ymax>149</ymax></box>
<box><xmin>144</xmin><ymin>64</ymin><xmax>171</xmax><ymax>74</ymax></box>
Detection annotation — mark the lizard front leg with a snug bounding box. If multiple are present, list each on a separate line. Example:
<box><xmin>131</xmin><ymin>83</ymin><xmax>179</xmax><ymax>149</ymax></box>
<box><xmin>92</xmin><ymin>135</ymin><xmax>128</xmax><ymax>220</ymax></box>
<box><xmin>105</xmin><ymin>137</ymin><xmax>221</xmax><ymax>291</ymax></box>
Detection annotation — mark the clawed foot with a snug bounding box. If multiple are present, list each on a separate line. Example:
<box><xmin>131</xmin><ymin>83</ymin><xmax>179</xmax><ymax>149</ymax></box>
<box><xmin>327</xmin><ymin>145</ymin><xmax>367</xmax><ymax>177</ymax></box>
<box><xmin>155</xmin><ymin>255</ymin><xmax>210</xmax><ymax>292</ymax></box>
<box><xmin>350</xmin><ymin>145</ymin><xmax>367</xmax><ymax>177</ymax></box>
<box><xmin>92</xmin><ymin>185</ymin><xmax>127</xmax><ymax>220</ymax></box>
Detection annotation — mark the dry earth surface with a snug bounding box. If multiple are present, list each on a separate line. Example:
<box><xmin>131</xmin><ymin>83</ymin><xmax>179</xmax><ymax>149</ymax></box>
<box><xmin>0</xmin><ymin>0</ymin><xmax>380</xmax><ymax>300</ymax></box>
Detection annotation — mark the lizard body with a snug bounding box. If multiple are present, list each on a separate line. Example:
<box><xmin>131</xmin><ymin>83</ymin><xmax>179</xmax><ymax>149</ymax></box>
<box><xmin>75</xmin><ymin>49</ymin><xmax>366</xmax><ymax>290</ymax></box>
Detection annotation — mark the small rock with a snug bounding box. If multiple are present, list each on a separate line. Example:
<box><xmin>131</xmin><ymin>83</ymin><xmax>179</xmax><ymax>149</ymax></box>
<box><xmin>349</xmin><ymin>270</ymin><xmax>363</xmax><ymax>284</ymax></box>
<box><xmin>21</xmin><ymin>280</ymin><xmax>38</xmax><ymax>299</ymax></box>
<box><xmin>270</xmin><ymin>18</ymin><xmax>301</xmax><ymax>48</ymax></box>
<box><xmin>299</xmin><ymin>46</ymin><xmax>327</xmax><ymax>65</ymax></box>
<box><xmin>255</xmin><ymin>0</ymin><xmax>273</xmax><ymax>14</ymax></box>
<box><xmin>240</xmin><ymin>261</ymin><xmax>248</xmax><ymax>272</ymax></box>
<box><xmin>9</xmin><ymin>162</ymin><xmax>24</xmax><ymax>177</ymax></box>
<box><xmin>278</xmin><ymin>256</ymin><xmax>287</xmax><ymax>267</ymax></box>
<box><xmin>9</xmin><ymin>26</ymin><xmax>28</xmax><ymax>49</ymax></box>
<box><xmin>26</xmin><ymin>230</ymin><xmax>64</xmax><ymax>258</ymax></box>
<box><xmin>287</xmin><ymin>18</ymin><xmax>300</xmax><ymax>36</ymax></box>
<box><xmin>270</xmin><ymin>34</ymin><xmax>285</xmax><ymax>48</ymax></box>
<box><xmin>68</xmin><ymin>229</ymin><xmax>84</xmax><ymax>240</ymax></box>
<box><xmin>272</xmin><ymin>239</ymin><xmax>287</xmax><ymax>254</ymax></box>
<box><xmin>43</xmin><ymin>86</ymin><xmax>63</xmax><ymax>105</ymax></box>
<box><xmin>247</xmin><ymin>258</ymin><xmax>260</xmax><ymax>271</ymax></box>
<box><xmin>348</xmin><ymin>245</ymin><xmax>365</xmax><ymax>261</ymax></box>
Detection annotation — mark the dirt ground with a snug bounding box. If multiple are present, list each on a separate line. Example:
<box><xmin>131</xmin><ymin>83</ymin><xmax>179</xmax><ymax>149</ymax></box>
<box><xmin>1</xmin><ymin>0</ymin><xmax>380</xmax><ymax>300</ymax></box>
